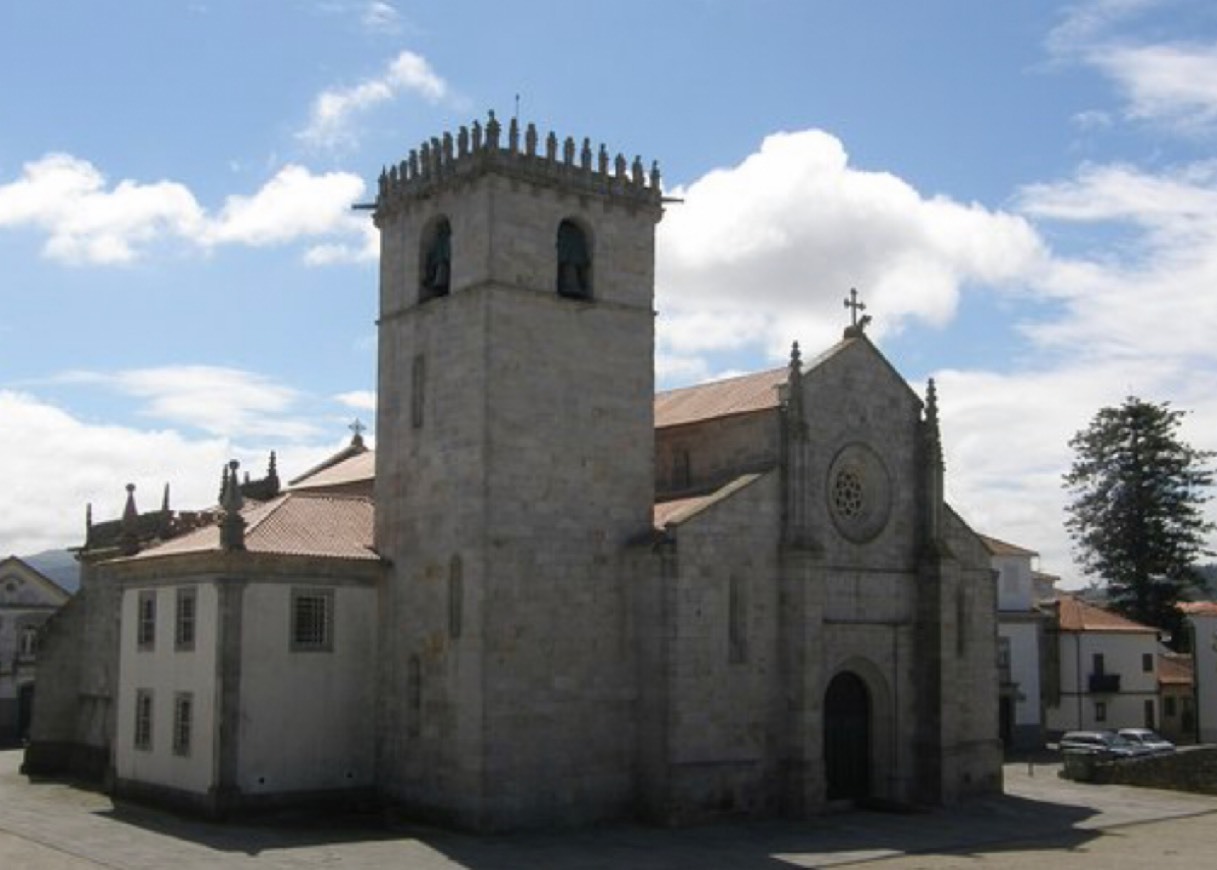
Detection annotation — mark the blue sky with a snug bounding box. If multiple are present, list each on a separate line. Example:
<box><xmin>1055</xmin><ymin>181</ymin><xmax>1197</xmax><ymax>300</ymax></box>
<box><xmin>4</xmin><ymin>0</ymin><xmax>1217</xmax><ymax>585</ymax></box>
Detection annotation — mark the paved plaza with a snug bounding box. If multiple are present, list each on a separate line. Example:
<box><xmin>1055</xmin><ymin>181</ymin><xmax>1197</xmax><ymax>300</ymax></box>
<box><xmin>3</xmin><ymin>751</ymin><xmax>1217</xmax><ymax>868</ymax></box>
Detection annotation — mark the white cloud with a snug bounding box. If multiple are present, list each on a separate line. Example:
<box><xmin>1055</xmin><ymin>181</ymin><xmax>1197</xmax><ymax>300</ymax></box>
<box><xmin>0</xmin><ymin>153</ymin><xmax>204</xmax><ymax>264</ymax></box>
<box><xmin>1016</xmin><ymin>160</ymin><xmax>1217</xmax><ymax>361</ymax></box>
<box><xmin>298</xmin><ymin>50</ymin><xmax>450</xmax><ymax>150</ymax></box>
<box><xmin>1049</xmin><ymin>0</ymin><xmax>1217</xmax><ymax>136</ymax></box>
<box><xmin>0</xmin><ymin>389</ymin><xmax>368</xmax><ymax>555</ymax></box>
<box><xmin>333</xmin><ymin>390</ymin><xmax>376</xmax><ymax>411</ymax></box>
<box><xmin>56</xmin><ymin>366</ymin><xmax>318</xmax><ymax>441</ymax></box>
<box><xmin>0</xmin><ymin>390</ymin><xmax>231</xmax><ymax>555</ymax></box>
<box><xmin>1096</xmin><ymin>42</ymin><xmax>1217</xmax><ymax>131</ymax></box>
<box><xmin>0</xmin><ymin>154</ymin><xmax>369</xmax><ymax>266</ymax></box>
<box><xmin>656</xmin><ymin>129</ymin><xmax>1046</xmax><ymax>370</ymax></box>
<box><xmin>362</xmin><ymin>1</ymin><xmax>402</xmax><ymax>33</ymax></box>
<box><xmin>204</xmin><ymin>164</ymin><xmax>366</xmax><ymax>247</ymax></box>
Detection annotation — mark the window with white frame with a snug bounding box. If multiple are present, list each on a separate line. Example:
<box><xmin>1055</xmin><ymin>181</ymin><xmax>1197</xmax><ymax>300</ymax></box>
<box><xmin>172</xmin><ymin>692</ymin><xmax>193</xmax><ymax>756</ymax></box>
<box><xmin>175</xmin><ymin>587</ymin><xmax>197</xmax><ymax>651</ymax></box>
<box><xmin>137</xmin><ymin>591</ymin><xmax>156</xmax><ymax>650</ymax></box>
<box><xmin>134</xmin><ymin>689</ymin><xmax>153</xmax><ymax>750</ymax></box>
<box><xmin>291</xmin><ymin>588</ymin><xmax>333</xmax><ymax>651</ymax></box>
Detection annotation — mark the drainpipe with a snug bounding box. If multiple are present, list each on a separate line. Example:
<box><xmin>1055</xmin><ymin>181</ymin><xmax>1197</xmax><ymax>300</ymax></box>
<box><xmin>1075</xmin><ymin>633</ymin><xmax>1083</xmax><ymax>730</ymax></box>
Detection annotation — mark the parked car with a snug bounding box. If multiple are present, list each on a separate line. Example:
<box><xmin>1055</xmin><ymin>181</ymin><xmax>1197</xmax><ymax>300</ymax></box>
<box><xmin>1058</xmin><ymin>730</ymin><xmax>1151</xmax><ymax>759</ymax></box>
<box><xmin>1117</xmin><ymin>728</ymin><xmax>1176</xmax><ymax>754</ymax></box>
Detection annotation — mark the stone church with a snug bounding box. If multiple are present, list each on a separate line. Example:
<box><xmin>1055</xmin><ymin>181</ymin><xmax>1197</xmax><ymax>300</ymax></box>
<box><xmin>25</xmin><ymin>113</ymin><xmax>1001</xmax><ymax>830</ymax></box>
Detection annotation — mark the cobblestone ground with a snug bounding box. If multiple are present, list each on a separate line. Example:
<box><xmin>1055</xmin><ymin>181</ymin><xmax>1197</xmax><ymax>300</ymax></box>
<box><xmin>3</xmin><ymin>753</ymin><xmax>1217</xmax><ymax>869</ymax></box>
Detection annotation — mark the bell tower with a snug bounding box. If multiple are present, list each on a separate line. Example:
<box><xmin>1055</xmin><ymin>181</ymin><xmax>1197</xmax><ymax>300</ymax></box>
<box><xmin>372</xmin><ymin>113</ymin><xmax>663</xmax><ymax>829</ymax></box>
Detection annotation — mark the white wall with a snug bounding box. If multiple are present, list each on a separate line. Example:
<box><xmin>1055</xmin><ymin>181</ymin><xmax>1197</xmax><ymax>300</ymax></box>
<box><xmin>998</xmin><ymin>620</ymin><xmax>1041</xmax><ymax>728</ymax></box>
<box><xmin>1045</xmin><ymin>630</ymin><xmax>1159</xmax><ymax>733</ymax></box>
<box><xmin>993</xmin><ymin>553</ymin><xmax>1033</xmax><ymax>612</ymax></box>
<box><xmin>237</xmin><ymin>582</ymin><xmax>377</xmax><ymax>795</ymax></box>
<box><xmin>115</xmin><ymin>583</ymin><xmax>219</xmax><ymax>795</ymax></box>
<box><xmin>1188</xmin><ymin>614</ymin><xmax>1217</xmax><ymax>743</ymax></box>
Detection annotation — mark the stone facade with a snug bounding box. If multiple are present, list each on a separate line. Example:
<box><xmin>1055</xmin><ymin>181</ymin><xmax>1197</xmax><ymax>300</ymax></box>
<box><xmin>26</xmin><ymin>113</ymin><xmax>1002</xmax><ymax>830</ymax></box>
<box><xmin>372</xmin><ymin>114</ymin><xmax>1000</xmax><ymax>829</ymax></box>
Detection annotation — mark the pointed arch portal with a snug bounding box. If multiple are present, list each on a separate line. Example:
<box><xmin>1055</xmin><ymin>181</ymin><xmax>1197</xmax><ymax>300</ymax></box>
<box><xmin>824</xmin><ymin>670</ymin><xmax>872</xmax><ymax>801</ymax></box>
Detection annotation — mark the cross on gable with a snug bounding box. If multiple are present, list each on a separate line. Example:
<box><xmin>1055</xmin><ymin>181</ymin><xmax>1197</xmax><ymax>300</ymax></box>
<box><xmin>843</xmin><ymin>288</ymin><xmax>872</xmax><ymax>336</ymax></box>
<box><xmin>349</xmin><ymin>419</ymin><xmax>367</xmax><ymax>439</ymax></box>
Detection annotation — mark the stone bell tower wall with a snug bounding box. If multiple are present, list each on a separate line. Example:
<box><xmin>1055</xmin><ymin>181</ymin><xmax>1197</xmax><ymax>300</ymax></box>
<box><xmin>373</xmin><ymin>115</ymin><xmax>663</xmax><ymax>829</ymax></box>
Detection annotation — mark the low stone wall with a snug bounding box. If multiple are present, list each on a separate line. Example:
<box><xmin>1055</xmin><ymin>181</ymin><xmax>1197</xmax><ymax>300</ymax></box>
<box><xmin>1068</xmin><ymin>747</ymin><xmax>1217</xmax><ymax>794</ymax></box>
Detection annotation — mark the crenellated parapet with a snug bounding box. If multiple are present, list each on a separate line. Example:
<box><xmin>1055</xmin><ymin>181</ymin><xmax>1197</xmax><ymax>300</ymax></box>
<box><xmin>374</xmin><ymin>111</ymin><xmax>663</xmax><ymax>224</ymax></box>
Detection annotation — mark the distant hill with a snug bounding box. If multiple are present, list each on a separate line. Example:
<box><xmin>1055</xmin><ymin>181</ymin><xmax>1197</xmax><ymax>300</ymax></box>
<box><xmin>18</xmin><ymin>549</ymin><xmax>80</xmax><ymax>594</ymax></box>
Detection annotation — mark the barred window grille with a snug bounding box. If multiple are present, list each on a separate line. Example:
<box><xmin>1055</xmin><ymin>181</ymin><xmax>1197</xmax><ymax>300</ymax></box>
<box><xmin>291</xmin><ymin>589</ymin><xmax>333</xmax><ymax>651</ymax></box>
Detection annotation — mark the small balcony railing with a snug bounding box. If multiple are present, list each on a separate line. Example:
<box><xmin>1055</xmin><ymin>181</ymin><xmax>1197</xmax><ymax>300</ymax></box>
<box><xmin>1088</xmin><ymin>672</ymin><xmax>1121</xmax><ymax>693</ymax></box>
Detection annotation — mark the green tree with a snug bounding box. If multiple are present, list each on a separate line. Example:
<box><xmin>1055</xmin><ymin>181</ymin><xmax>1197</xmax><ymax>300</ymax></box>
<box><xmin>1063</xmin><ymin>396</ymin><xmax>1215</xmax><ymax>647</ymax></box>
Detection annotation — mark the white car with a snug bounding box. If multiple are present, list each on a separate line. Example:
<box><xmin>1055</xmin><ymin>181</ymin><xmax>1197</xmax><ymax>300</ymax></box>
<box><xmin>1117</xmin><ymin>728</ymin><xmax>1176</xmax><ymax>754</ymax></box>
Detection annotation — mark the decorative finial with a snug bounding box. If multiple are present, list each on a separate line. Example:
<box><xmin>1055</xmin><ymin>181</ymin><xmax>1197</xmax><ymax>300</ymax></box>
<box><xmin>843</xmin><ymin>287</ymin><xmax>872</xmax><ymax>337</ymax></box>
<box><xmin>120</xmin><ymin>483</ymin><xmax>139</xmax><ymax>556</ymax></box>
<box><xmin>266</xmin><ymin>451</ymin><xmax>281</xmax><ymax>498</ymax></box>
<box><xmin>220</xmin><ymin>460</ymin><xmax>247</xmax><ymax>551</ymax></box>
<box><xmin>789</xmin><ymin>340</ymin><xmax>802</xmax><ymax>372</ymax></box>
<box><xmin>925</xmin><ymin>379</ymin><xmax>944</xmax><ymax>471</ymax></box>
<box><xmin>349</xmin><ymin>418</ymin><xmax>367</xmax><ymax>447</ymax></box>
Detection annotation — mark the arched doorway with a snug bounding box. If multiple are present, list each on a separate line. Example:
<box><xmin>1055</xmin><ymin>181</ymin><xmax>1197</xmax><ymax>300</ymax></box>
<box><xmin>824</xmin><ymin>671</ymin><xmax>871</xmax><ymax>801</ymax></box>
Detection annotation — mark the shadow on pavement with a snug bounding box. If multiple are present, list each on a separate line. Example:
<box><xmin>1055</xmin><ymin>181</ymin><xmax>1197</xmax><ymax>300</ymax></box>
<box><xmin>87</xmin><ymin>788</ymin><xmax>1104</xmax><ymax>868</ymax></box>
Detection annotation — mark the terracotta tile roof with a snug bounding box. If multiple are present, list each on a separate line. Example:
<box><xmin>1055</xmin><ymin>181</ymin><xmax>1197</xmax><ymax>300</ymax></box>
<box><xmin>978</xmin><ymin>534</ymin><xmax>1039</xmax><ymax>558</ymax></box>
<box><xmin>1179</xmin><ymin>601</ymin><xmax>1217</xmax><ymax>617</ymax></box>
<box><xmin>654</xmin><ymin>366</ymin><xmax>788</xmax><ymax>429</ymax></box>
<box><xmin>128</xmin><ymin>492</ymin><xmax>377</xmax><ymax>562</ymax></box>
<box><xmin>290</xmin><ymin>449</ymin><xmax>375</xmax><ymax>492</ymax></box>
<box><xmin>1159</xmin><ymin>653</ymin><xmax>1194</xmax><ymax>686</ymax></box>
<box><xmin>653</xmin><ymin>473</ymin><xmax>765</xmax><ymax>529</ymax></box>
<box><xmin>1053</xmin><ymin>594</ymin><xmax>1157</xmax><ymax>633</ymax></box>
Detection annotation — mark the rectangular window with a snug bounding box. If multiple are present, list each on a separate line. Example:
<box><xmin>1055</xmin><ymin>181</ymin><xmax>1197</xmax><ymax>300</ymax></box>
<box><xmin>411</xmin><ymin>353</ymin><xmax>426</xmax><ymax>429</ymax></box>
<box><xmin>291</xmin><ymin>588</ymin><xmax>334</xmax><ymax>652</ymax></box>
<box><xmin>1165</xmin><ymin>696</ymin><xmax>1177</xmax><ymax>717</ymax></box>
<box><xmin>1144</xmin><ymin>699</ymin><xmax>1156</xmax><ymax>729</ymax></box>
<box><xmin>996</xmin><ymin>636</ymin><xmax>1012</xmax><ymax>671</ymax></box>
<box><xmin>172</xmin><ymin>692</ymin><xmax>193</xmax><ymax>756</ymax></box>
<box><xmin>134</xmin><ymin>689</ymin><xmax>153</xmax><ymax>751</ymax></box>
<box><xmin>175</xmin><ymin>587</ymin><xmax>197</xmax><ymax>651</ymax></box>
<box><xmin>1092</xmin><ymin>653</ymin><xmax>1105</xmax><ymax>675</ymax></box>
<box><xmin>728</xmin><ymin>575</ymin><xmax>747</xmax><ymax>664</ymax></box>
<box><xmin>137</xmin><ymin>591</ymin><xmax>157</xmax><ymax>650</ymax></box>
<box><xmin>1142</xmin><ymin>652</ymin><xmax>1153</xmax><ymax>673</ymax></box>
<box><xmin>1095</xmin><ymin>700</ymin><xmax>1107</xmax><ymax>723</ymax></box>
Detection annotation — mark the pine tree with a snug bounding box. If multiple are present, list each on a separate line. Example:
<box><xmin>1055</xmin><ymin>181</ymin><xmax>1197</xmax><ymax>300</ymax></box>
<box><xmin>1063</xmin><ymin>397</ymin><xmax>1215</xmax><ymax>647</ymax></box>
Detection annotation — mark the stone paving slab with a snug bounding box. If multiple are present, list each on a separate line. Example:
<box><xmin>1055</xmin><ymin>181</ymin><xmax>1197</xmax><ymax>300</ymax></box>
<box><xmin>4</xmin><ymin>754</ymin><xmax>1217</xmax><ymax>869</ymax></box>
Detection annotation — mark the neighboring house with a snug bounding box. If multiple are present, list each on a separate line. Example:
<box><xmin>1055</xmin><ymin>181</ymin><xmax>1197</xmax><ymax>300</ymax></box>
<box><xmin>25</xmin><ymin>113</ymin><xmax>1003</xmax><ymax>829</ymax></box>
<box><xmin>0</xmin><ymin>556</ymin><xmax>71</xmax><ymax>744</ymax></box>
<box><xmin>1042</xmin><ymin>595</ymin><xmax>1161</xmax><ymax>735</ymax></box>
<box><xmin>1180</xmin><ymin>602</ymin><xmax>1217</xmax><ymax>743</ymax></box>
<box><xmin>1157</xmin><ymin>651</ymin><xmax>1194</xmax><ymax>743</ymax></box>
<box><xmin>980</xmin><ymin>535</ymin><xmax>1045</xmax><ymax>752</ymax></box>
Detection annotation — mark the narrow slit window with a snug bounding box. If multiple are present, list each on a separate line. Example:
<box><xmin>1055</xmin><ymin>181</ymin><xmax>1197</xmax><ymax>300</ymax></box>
<box><xmin>411</xmin><ymin>354</ymin><xmax>426</xmax><ymax>429</ymax></box>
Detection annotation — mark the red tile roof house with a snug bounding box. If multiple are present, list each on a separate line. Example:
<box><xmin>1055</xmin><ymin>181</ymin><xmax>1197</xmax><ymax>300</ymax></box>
<box><xmin>1042</xmin><ymin>595</ymin><xmax>1163</xmax><ymax>737</ymax></box>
